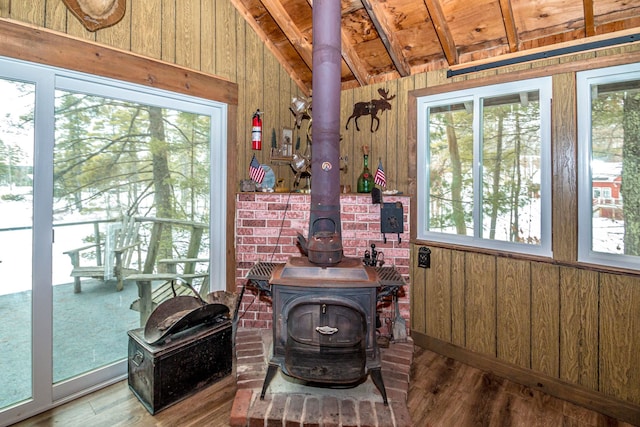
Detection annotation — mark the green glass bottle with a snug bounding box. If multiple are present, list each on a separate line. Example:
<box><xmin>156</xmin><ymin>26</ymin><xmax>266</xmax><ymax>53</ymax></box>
<box><xmin>357</xmin><ymin>145</ymin><xmax>374</xmax><ymax>193</ymax></box>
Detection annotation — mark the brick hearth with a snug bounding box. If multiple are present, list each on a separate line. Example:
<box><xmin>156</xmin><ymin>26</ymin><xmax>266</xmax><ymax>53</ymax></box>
<box><xmin>230</xmin><ymin>328</ymin><xmax>414</xmax><ymax>427</ymax></box>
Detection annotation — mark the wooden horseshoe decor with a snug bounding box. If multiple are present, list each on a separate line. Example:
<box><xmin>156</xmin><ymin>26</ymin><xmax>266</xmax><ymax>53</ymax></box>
<box><xmin>62</xmin><ymin>0</ymin><xmax>126</xmax><ymax>32</ymax></box>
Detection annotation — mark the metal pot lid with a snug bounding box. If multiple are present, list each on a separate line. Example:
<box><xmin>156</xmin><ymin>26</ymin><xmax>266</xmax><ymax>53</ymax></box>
<box><xmin>143</xmin><ymin>295</ymin><xmax>229</xmax><ymax>344</ymax></box>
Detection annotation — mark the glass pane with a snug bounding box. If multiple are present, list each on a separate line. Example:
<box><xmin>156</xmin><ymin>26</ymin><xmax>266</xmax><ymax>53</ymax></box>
<box><xmin>428</xmin><ymin>102</ymin><xmax>474</xmax><ymax>235</ymax></box>
<box><xmin>590</xmin><ymin>80</ymin><xmax>640</xmax><ymax>255</ymax></box>
<box><xmin>0</xmin><ymin>79</ymin><xmax>35</xmax><ymax>408</ymax></box>
<box><xmin>481</xmin><ymin>91</ymin><xmax>542</xmax><ymax>244</ymax></box>
<box><xmin>52</xmin><ymin>90</ymin><xmax>211</xmax><ymax>382</ymax></box>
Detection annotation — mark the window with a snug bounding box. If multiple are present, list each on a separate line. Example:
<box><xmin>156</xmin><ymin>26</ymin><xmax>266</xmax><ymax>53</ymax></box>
<box><xmin>416</xmin><ymin>77</ymin><xmax>552</xmax><ymax>256</ymax></box>
<box><xmin>578</xmin><ymin>63</ymin><xmax>640</xmax><ymax>269</ymax></box>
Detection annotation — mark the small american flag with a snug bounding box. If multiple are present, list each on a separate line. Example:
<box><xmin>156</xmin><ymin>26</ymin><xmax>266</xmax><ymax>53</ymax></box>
<box><xmin>374</xmin><ymin>159</ymin><xmax>386</xmax><ymax>187</ymax></box>
<box><xmin>249</xmin><ymin>154</ymin><xmax>265</xmax><ymax>183</ymax></box>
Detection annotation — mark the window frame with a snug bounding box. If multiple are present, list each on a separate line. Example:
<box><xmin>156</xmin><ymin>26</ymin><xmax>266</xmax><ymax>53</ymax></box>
<box><xmin>416</xmin><ymin>77</ymin><xmax>553</xmax><ymax>257</ymax></box>
<box><xmin>577</xmin><ymin>62</ymin><xmax>640</xmax><ymax>270</ymax></box>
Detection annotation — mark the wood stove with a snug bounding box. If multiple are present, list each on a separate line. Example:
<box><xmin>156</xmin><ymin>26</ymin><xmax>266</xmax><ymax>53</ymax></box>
<box><xmin>259</xmin><ymin>257</ymin><xmax>387</xmax><ymax>404</ymax></box>
<box><xmin>256</xmin><ymin>0</ymin><xmax>387</xmax><ymax>405</ymax></box>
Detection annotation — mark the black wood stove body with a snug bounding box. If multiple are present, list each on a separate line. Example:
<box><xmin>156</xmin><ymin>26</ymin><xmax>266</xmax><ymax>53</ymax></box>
<box><xmin>259</xmin><ymin>256</ymin><xmax>387</xmax><ymax>404</ymax></box>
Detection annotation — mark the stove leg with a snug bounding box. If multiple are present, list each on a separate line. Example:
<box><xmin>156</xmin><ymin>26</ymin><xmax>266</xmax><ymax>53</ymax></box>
<box><xmin>260</xmin><ymin>363</ymin><xmax>279</xmax><ymax>400</ymax></box>
<box><xmin>369</xmin><ymin>367</ymin><xmax>388</xmax><ymax>405</ymax></box>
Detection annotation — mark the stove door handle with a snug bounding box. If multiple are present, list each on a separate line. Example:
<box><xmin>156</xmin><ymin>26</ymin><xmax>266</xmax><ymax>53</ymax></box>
<box><xmin>316</xmin><ymin>325</ymin><xmax>338</xmax><ymax>335</ymax></box>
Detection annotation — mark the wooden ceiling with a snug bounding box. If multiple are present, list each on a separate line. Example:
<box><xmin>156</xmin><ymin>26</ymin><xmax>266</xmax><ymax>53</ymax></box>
<box><xmin>231</xmin><ymin>0</ymin><xmax>640</xmax><ymax>94</ymax></box>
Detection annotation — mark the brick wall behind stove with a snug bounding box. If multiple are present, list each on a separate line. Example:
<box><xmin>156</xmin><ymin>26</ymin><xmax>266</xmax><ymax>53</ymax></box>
<box><xmin>235</xmin><ymin>193</ymin><xmax>411</xmax><ymax>333</ymax></box>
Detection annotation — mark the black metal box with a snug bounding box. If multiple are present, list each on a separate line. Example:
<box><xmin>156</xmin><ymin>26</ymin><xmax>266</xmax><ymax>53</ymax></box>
<box><xmin>127</xmin><ymin>320</ymin><xmax>232</xmax><ymax>414</ymax></box>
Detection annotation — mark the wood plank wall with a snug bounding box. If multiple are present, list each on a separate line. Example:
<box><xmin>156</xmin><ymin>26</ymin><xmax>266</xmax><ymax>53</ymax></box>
<box><xmin>2</xmin><ymin>0</ymin><xmax>640</xmax><ymax>421</ymax></box>
<box><xmin>406</xmin><ymin>48</ymin><xmax>640</xmax><ymax>424</ymax></box>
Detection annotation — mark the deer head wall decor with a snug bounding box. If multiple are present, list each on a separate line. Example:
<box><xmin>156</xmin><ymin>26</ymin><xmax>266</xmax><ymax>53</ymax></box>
<box><xmin>346</xmin><ymin>88</ymin><xmax>396</xmax><ymax>132</ymax></box>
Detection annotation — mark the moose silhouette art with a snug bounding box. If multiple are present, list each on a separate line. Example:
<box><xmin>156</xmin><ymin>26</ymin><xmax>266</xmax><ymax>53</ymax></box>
<box><xmin>346</xmin><ymin>88</ymin><xmax>396</xmax><ymax>132</ymax></box>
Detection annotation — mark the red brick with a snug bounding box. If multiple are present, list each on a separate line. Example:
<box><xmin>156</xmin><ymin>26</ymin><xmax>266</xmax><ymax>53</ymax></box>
<box><xmin>248</xmin><ymin>394</ymin><xmax>271</xmax><ymax>427</ymax></box>
<box><xmin>266</xmin><ymin>394</ymin><xmax>288</xmax><ymax>427</ymax></box>
<box><xmin>320</xmin><ymin>396</ymin><xmax>340</xmax><ymax>427</ymax></box>
<box><xmin>390</xmin><ymin>400</ymin><xmax>414</xmax><ymax>427</ymax></box>
<box><xmin>358</xmin><ymin>400</ymin><xmax>376</xmax><ymax>427</ymax></box>
<box><xmin>284</xmin><ymin>394</ymin><xmax>305</xmax><ymax>427</ymax></box>
<box><xmin>230</xmin><ymin>389</ymin><xmax>253</xmax><ymax>427</ymax></box>
<box><xmin>375</xmin><ymin>401</ymin><xmax>393</xmax><ymax>427</ymax></box>
<box><xmin>339</xmin><ymin>398</ymin><xmax>358</xmax><ymax>427</ymax></box>
<box><xmin>302</xmin><ymin>396</ymin><xmax>321</xmax><ymax>427</ymax></box>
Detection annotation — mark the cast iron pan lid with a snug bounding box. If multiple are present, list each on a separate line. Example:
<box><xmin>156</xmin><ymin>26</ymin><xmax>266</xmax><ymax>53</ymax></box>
<box><xmin>144</xmin><ymin>295</ymin><xmax>229</xmax><ymax>344</ymax></box>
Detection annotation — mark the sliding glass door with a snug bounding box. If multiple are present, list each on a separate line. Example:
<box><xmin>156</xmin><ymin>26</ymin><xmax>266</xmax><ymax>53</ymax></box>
<box><xmin>0</xmin><ymin>77</ymin><xmax>36</xmax><ymax>411</ymax></box>
<box><xmin>0</xmin><ymin>57</ymin><xmax>227</xmax><ymax>426</ymax></box>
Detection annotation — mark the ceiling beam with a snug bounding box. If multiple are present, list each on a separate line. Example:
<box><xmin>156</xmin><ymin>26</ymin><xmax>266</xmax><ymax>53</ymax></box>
<box><xmin>361</xmin><ymin>0</ymin><xmax>411</xmax><ymax>77</ymax></box>
<box><xmin>230</xmin><ymin>0</ymin><xmax>310</xmax><ymax>94</ymax></box>
<box><xmin>583</xmin><ymin>0</ymin><xmax>596</xmax><ymax>37</ymax></box>
<box><xmin>423</xmin><ymin>0</ymin><xmax>459</xmax><ymax>66</ymax></box>
<box><xmin>260</xmin><ymin>0</ymin><xmax>314</xmax><ymax>69</ymax></box>
<box><xmin>498</xmin><ymin>0</ymin><xmax>519</xmax><ymax>52</ymax></box>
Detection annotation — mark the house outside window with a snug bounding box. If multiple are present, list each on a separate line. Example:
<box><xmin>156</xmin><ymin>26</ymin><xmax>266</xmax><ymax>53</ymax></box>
<box><xmin>416</xmin><ymin>77</ymin><xmax>552</xmax><ymax>256</ymax></box>
<box><xmin>578</xmin><ymin>63</ymin><xmax>640</xmax><ymax>268</ymax></box>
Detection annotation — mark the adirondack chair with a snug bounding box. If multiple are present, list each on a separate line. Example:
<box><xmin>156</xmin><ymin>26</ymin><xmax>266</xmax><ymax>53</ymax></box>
<box><xmin>63</xmin><ymin>216</ymin><xmax>142</xmax><ymax>293</ymax></box>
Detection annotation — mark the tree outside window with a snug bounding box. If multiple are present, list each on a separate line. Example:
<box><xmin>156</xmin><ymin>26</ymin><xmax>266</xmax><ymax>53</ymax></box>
<box><xmin>417</xmin><ymin>78</ymin><xmax>552</xmax><ymax>256</ymax></box>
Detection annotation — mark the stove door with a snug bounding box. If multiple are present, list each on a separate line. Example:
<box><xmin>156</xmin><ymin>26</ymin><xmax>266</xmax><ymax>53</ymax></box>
<box><xmin>284</xmin><ymin>299</ymin><xmax>366</xmax><ymax>383</ymax></box>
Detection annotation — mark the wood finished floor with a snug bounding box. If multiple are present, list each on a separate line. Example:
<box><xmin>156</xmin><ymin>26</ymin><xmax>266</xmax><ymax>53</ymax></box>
<box><xmin>10</xmin><ymin>346</ymin><xmax>636</xmax><ymax>427</ymax></box>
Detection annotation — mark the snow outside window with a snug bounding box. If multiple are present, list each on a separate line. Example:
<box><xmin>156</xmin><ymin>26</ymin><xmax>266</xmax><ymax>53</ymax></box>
<box><xmin>578</xmin><ymin>63</ymin><xmax>640</xmax><ymax>270</ymax></box>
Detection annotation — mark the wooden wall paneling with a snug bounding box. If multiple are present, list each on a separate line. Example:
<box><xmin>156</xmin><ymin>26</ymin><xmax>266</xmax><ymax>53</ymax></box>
<box><xmin>96</xmin><ymin>0</ymin><xmax>132</xmax><ymax>51</ymax></box>
<box><xmin>201</xmin><ymin>0</ymin><xmax>216</xmax><ymax>75</ymax></box>
<box><xmin>0</xmin><ymin>20</ymin><xmax>237</xmax><ymax>104</ymax></box>
<box><xmin>596</xmin><ymin>41</ymin><xmax>640</xmax><ymax>59</ymax></box>
<box><xmin>176</xmin><ymin>0</ymin><xmax>201</xmax><ymax>70</ymax></box>
<box><xmin>263</xmin><ymin>48</ymin><xmax>280</xmax><ymax>171</ymax></box>
<box><xmin>559</xmin><ymin>267</ymin><xmax>599</xmax><ymax>391</ymax></box>
<box><xmin>65</xmin><ymin>7</ymin><xmax>96</xmax><ymax>40</ymax></box>
<box><xmin>559</xmin><ymin>50</ymin><xmax>594</xmax><ymax>65</ymax></box>
<box><xmin>130</xmin><ymin>0</ymin><xmax>162</xmax><ymax>59</ymax></box>
<box><xmin>394</xmin><ymin>76</ymin><xmax>413</xmax><ymax>194</ymax></box>
<box><xmin>599</xmin><ymin>273</ymin><xmax>640</xmax><ymax>405</ymax></box>
<box><xmin>531</xmin><ymin>261</ymin><xmax>560</xmax><ymax>378</ymax></box>
<box><xmin>424</xmin><ymin>246</ymin><xmax>452</xmax><ymax>342</ymax></box>
<box><xmin>44</xmin><ymin>0</ymin><xmax>68</xmax><ymax>33</ymax></box>
<box><xmin>340</xmin><ymin>87</ymin><xmax>355</xmax><ymax>190</ymax></box>
<box><xmin>215</xmin><ymin>0</ymin><xmax>238</xmax><ymax>82</ymax></box>
<box><xmin>226</xmin><ymin>103</ymin><xmax>238</xmax><ymax>292</ymax></box>
<box><xmin>351</xmin><ymin>85</ymin><xmax>372</xmax><ymax>190</ymax></box>
<box><xmin>0</xmin><ymin>0</ymin><xmax>8</xmax><ymax>18</ymax></box>
<box><xmin>551</xmin><ymin>72</ymin><xmax>577</xmax><ymax>262</ymax></box>
<box><xmin>410</xmin><ymin>245</ymin><xmax>427</xmax><ymax>335</ymax></box>
<box><xmin>426</xmin><ymin>69</ymin><xmax>448</xmax><ymax>88</ymax></box>
<box><xmin>234</xmin><ymin>17</ymin><xmax>247</xmax><ymax>190</ymax></box>
<box><xmin>380</xmin><ymin>78</ymin><xmax>394</xmax><ymax>189</ymax></box>
<box><xmin>367</xmin><ymin>82</ymin><xmax>385</xmax><ymax>183</ymax></box>
<box><xmin>161</xmin><ymin>0</ymin><xmax>176</xmax><ymax>63</ymax></box>
<box><xmin>450</xmin><ymin>249</ymin><xmax>466</xmax><ymax>346</ymax></box>
<box><xmin>9</xmin><ymin>0</ymin><xmax>45</xmax><ymax>26</ymax></box>
<box><xmin>244</xmin><ymin>28</ymin><xmax>264</xmax><ymax>167</ymax></box>
<box><xmin>465</xmin><ymin>252</ymin><xmax>496</xmax><ymax>357</ymax></box>
<box><xmin>496</xmin><ymin>257</ymin><xmax>531</xmax><ymax>369</ymax></box>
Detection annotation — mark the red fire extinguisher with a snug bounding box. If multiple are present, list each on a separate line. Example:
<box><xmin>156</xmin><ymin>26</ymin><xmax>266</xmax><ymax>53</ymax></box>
<box><xmin>252</xmin><ymin>109</ymin><xmax>262</xmax><ymax>150</ymax></box>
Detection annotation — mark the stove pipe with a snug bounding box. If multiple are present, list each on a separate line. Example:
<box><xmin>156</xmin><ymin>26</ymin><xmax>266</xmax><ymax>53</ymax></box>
<box><xmin>306</xmin><ymin>0</ymin><xmax>344</xmax><ymax>265</ymax></box>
